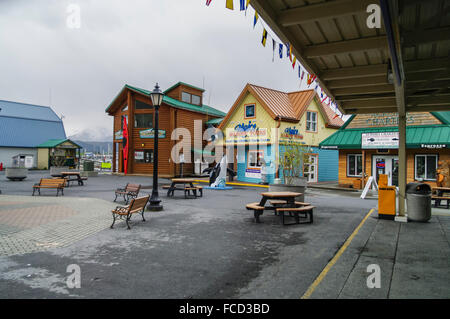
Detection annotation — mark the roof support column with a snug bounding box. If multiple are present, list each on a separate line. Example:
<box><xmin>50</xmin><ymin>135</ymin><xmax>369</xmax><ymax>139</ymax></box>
<box><xmin>396</xmin><ymin>112</ymin><xmax>407</xmax><ymax>221</ymax></box>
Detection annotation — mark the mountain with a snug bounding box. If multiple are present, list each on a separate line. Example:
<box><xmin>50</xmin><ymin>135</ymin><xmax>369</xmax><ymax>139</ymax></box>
<box><xmin>74</xmin><ymin>140</ymin><xmax>113</xmax><ymax>154</ymax></box>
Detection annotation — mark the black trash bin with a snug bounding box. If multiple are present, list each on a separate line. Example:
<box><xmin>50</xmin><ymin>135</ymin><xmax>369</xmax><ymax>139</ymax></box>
<box><xmin>406</xmin><ymin>182</ymin><xmax>432</xmax><ymax>222</ymax></box>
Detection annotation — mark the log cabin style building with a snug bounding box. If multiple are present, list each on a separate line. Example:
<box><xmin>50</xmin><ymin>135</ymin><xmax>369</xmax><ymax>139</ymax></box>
<box><xmin>106</xmin><ymin>82</ymin><xmax>226</xmax><ymax>177</ymax></box>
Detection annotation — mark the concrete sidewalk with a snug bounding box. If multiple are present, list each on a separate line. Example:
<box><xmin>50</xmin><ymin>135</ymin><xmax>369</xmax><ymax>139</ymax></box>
<box><xmin>307</xmin><ymin>212</ymin><xmax>450</xmax><ymax>299</ymax></box>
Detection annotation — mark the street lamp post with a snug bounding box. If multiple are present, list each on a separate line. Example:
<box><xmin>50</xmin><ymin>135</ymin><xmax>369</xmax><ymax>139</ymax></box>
<box><xmin>147</xmin><ymin>83</ymin><xmax>164</xmax><ymax>211</ymax></box>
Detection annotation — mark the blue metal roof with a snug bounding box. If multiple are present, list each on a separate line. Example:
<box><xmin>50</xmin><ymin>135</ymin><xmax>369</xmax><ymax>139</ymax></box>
<box><xmin>0</xmin><ymin>99</ymin><xmax>62</xmax><ymax>122</ymax></box>
<box><xmin>0</xmin><ymin>100</ymin><xmax>66</xmax><ymax>148</ymax></box>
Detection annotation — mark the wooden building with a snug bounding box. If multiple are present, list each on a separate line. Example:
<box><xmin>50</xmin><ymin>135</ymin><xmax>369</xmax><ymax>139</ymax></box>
<box><xmin>320</xmin><ymin>112</ymin><xmax>450</xmax><ymax>189</ymax></box>
<box><xmin>106</xmin><ymin>82</ymin><xmax>226</xmax><ymax>177</ymax></box>
<box><xmin>217</xmin><ymin>84</ymin><xmax>344</xmax><ymax>184</ymax></box>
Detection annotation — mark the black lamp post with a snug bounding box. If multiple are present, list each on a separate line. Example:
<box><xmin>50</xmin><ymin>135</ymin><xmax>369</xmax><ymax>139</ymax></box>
<box><xmin>147</xmin><ymin>83</ymin><xmax>164</xmax><ymax>211</ymax></box>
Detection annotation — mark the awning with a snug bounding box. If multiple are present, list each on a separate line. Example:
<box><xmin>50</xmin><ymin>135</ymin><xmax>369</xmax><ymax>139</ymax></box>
<box><xmin>320</xmin><ymin>125</ymin><xmax>450</xmax><ymax>149</ymax></box>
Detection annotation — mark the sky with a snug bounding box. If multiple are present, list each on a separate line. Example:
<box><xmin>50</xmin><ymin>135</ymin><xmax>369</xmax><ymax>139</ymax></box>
<box><xmin>0</xmin><ymin>0</ymin><xmax>329</xmax><ymax>141</ymax></box>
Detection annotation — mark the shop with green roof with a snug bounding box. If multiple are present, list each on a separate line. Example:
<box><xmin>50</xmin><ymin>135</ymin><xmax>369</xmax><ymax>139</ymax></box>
<box><xmin>320</xmin><ymin>112</ymin><xmax>450</xmax><ymax>189</ymax></box>
<box><xmin>37</xmin><ymin>139</ymin><xmax>82</xmax><ymax>170</ymax></box>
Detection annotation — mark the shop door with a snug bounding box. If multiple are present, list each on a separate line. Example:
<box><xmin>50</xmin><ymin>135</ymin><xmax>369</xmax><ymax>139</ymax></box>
<box><xmin>304</xmin><ymin>155</ymin><xmax>318</xmax><ymax>183</ymax></box>
<box><xmin>373</xmin><ymin>155</ymin><xmax>399</xmax><ymax>186</ymax></box>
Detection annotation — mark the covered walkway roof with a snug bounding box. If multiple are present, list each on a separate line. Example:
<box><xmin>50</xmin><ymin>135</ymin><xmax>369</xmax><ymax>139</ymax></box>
<box><xmin>251</xmin><ymin>0</ymin><xmax>450</xmax><ymax>115</ymax></box>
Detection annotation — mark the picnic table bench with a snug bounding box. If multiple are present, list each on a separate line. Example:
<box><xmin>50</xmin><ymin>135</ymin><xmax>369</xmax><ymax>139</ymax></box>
<box><xmin>164</xmin><ymin>178</ymin><xmax>203</xmax><ymax>198</ymax></box>
<box><xmin>246</xmin><ymin>191</ymin><xmax>314</xmax><ymax>225</ymax></box>
<box><xmin>111</xmin><ymin>195</ymin><xmax>150</xmax><ymax>229</ymax></box>
<box><xmin>61</xmin><ymin>171</ymin><xmax>87</xmax><ymax>187</ymax></box>
<box><xmin>114</xmin><ymin>183</ymin><xmax>141</xmax><ymax>204</ymax></box>
<box><xmin>32</xmin><ymin>178</ymin><xmax>66</xmax><ymax>196</ymax></box>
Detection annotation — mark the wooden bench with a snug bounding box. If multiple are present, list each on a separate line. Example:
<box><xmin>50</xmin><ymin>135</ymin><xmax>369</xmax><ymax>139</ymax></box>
<box><xmin>111</xmin><ymin>195</ymin><xmax>150</xmax><ymax>229</ymax></box>
<box><xmin>276</xmin><ymin>206</ymin><xmax>315</xmax><ymax>225</ymax></box>
<box><xmin>432</xmin><ymin>196</ymin><xmax>450</xmax><ymax>209</ymax></box>
<box><xmin>269</xmin><ymin>200</ymin><xmax>311</xmax><ymax>206</ymax></box>
<box><xmin>114</xmin><ymin>183</ymin><xmax>141</xmax><ymax>204</ymax></box>
<box><xmin>32</xmin><ymin>178</ymin><xmax>66</xmax><ymax>196</ymax></box>
<box><xmin>246</xmin><ymin>202</ymin><xmax>265</xmax><ymax>223</ymax></box>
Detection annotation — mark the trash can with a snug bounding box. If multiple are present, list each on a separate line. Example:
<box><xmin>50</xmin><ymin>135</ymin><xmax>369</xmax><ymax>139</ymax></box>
<box><xmin>406</xmin><ymin>182</ymin><xmax>432</xmax><ymax>222</ymax></box>
<box><xmin>83</xmin><ymin>160</ymin><xmax>94</xmax><ymax>172</ymax></box>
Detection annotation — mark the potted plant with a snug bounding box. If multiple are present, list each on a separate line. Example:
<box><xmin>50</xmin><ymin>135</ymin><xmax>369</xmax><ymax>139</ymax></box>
<box><xmin>269</xmin><ymin>142</ymin><xmax>312</xmax><ymax>202</ymax></box>
<box><xmin>49</xmin><ymin>154</ymin><xmax>70</xmax><ymax>177</ymax></box>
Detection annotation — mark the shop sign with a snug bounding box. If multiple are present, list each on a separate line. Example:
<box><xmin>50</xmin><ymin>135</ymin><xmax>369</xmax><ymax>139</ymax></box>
<box><xmin>280</xmin><ymin>126</ymin><xmax>303</xmax><ymax>141</ymax></box>
<box><xmin>245</xmin><ymin>168</ymin><xmax>261</xmax><ymax>179</ymax></box>
<box><xmin>225</xmin><ymin>121</ymin><xmax>269</xmax><ymax>144</ymax></box>
<box><xmin>134</xmin><ymin>151</ymin><xmax>144</xmax><ymax>160</ymax></box>
<box><xmin>362</xmin><ymin>132</ymin><xmax>399</xmax><ymax>149</ymax></box>
<box><xmin>365</xmin><ymin>114</ymin><xmax>415</xmax><ymax>127</ymax></box>
<box><xmin>139</xmin><ymin>129</ymin><xmax>166</xmax><ymax>139</ymax></box>
<box><xmin>421</xmin><ymin>144</ymin><xmax>447</xmax><ymax>149</ymax></box>
<box><xmin>115</xmin><ymin>130</ymin><xmax>123</xmax><ymax>140</ymax></box>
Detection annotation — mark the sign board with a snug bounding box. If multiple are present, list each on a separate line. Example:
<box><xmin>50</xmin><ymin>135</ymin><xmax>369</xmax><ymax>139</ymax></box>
<box><xmin>134</xmin><ymin>151</ymin><xmax>144</xmax><ymax>160</ymax></box>
<box><xmin>139</xmin><ymin>129</ymin><xmax>166</xmax><ymax>139</ymax></box>
<box><xmin>225</xmin><ymin>121</ymin><xmax>269</xmax><ymax>144</ymax></box>
<box><xmin>245</xmin><ymin>168</ymin><xmax>261</xmax><ymax>179</ymax></box>
<box><xmin>362</xmin><ymin>132</ymin><xmax>399</xmax><ymax>149</ymax></box>
<box><xmin>115</xmin><ymin>130</ymin><xmax>123</xmax><ymax>140</ymax></box>
<box><xmin>421</xmin><ymin>144</ymin><xmax>447</xmax><ymax>149</ymax></box>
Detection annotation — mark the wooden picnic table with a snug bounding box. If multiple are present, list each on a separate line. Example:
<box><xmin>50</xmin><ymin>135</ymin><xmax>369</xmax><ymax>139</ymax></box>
<box><xmin>165</xmin><ymin>178</ymin><xmax>200</xmax><ymax>198</ymax></box>
<box><xmin>247</xmin><ymin>191</ymin><xmax>303</xmax><ymax>223</ymax></box>
<box><xmin>61</xmin><ymin>171</ymin><xmax>85</xmax><ymax>186</ymax></box>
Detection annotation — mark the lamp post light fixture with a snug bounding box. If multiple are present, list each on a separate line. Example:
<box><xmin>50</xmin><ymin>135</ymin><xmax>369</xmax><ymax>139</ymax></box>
<box><xmin>147</xmin><ymin>83</ymin><xmax>164</xmax><ymax>211</ymax></box>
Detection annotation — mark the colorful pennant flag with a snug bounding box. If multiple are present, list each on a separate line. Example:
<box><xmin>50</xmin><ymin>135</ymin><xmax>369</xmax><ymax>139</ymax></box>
<box><xmin>292</xmin><ymin>56</ymin><xmax>297</xmax><ymax>69</ymax></box>
<box><xmin>301</xmin><ymin>70</ymin><xmax>305</xmax><ymax>80</ymax></box>
<box><xmin>245</xmin><ymin>0</ymin><xmax>250</xmax><ymax>15</ymax></box>
<box><xmin>240</xmin><ymin>0</ymin><xmax>245</xmax><ymax>10</ymax></box>
<box><xmin>253</xmin><ymin>11</ymin><xmax>259</xmax><ymax>28</ymax></box>
<box><xmin>298</xmin><ymin>65</ymin><xmax>302</xmax><ymax>78</ymax></box>
<box><xmin>261</xmin><ymin>29</ymin><xmax>268</xmax><ymax>47</ymax></box>
<box><xmin>226</xmin><ymin>0</ymin><xmax>233</xmax><ymax>10</ymax></box>
<box><xmin>272</xmin><ymin>39</ymin><xmax>276</xmax><ymax>62</ymax></box>
<box><xmin>279</xmin><ymin>43</ymin><xmax>283</xmax><ymax>58</ymax></box>
<box><xmin>206</xmin><ymin>0</ymin><xmax>212</xmax><ymax>6</ymax></box>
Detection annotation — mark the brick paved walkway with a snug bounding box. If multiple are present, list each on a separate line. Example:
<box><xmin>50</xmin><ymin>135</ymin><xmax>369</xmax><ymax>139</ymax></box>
<box><xmin>0</xmin><ymin>195</ymin><xmax>118</xmax><ymax>256</ymax></box>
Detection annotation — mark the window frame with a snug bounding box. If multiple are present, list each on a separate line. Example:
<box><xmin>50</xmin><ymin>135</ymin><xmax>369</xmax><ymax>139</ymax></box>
<box><xmin>347</xmin><ymin>154</ymin><xmax>363</xmax><ymax>177</ymax></box>
<box><xmin>247</xmin><ymin>150</ymin><xmax>264</xmax><ymax>169</ymax></box>
<box><xmin>134</xmin><ymin>113</ymin><xmax>154</xmax><ymax>129</ymax></box>
<box><xmin>244</xmin><ymin>104</ymin><xmax>256</xmax><ymax>119</ymax></box>
<box><xmin>306</xmin><ymin>111</ymin><xmax>318</xmax><ymax>132</ymax></box>
<box><xmin>414</xmin><ymin>154</ymin><xmax>438</xmax><ymax>181</ymax></box>
<box><xmin>135</xmin><ymin>149</ymin><xmax>154</xmax><ymax>164</ymax></box>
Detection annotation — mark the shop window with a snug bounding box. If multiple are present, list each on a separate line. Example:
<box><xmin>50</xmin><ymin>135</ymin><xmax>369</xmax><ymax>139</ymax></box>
<box><xmin>248</xmin><ymin>150</ymin><xmax>263</xmax><ymax>168</ymax></box>
<box><xmin>135</xmin><ymin>100</ymin><xmax>152</xmax><ymax>109</ymax></box>
<box><xmin>134</xmin><ymin>114</ymin><xmax>153</xmax><ymax>128</ymax></box>
<box><xmin>245</xmin><ymin>104</ymin><xmax>256</xmax><ymax>118</ymax></box>
<box><xmin>135</xmin><ymin>150</ymin><xmax>154</xmax><ymax>164</ymax></box>
<box><xmin>415</xmin><ymin>154</ymin><xmax>437</xmax><ymax>181</ymax></box>
<box><xmin>306</xmin><ymin>111</ymin><xmax>317</xmax><ymax>132</ymax></box>
<box><xmin>347</xmin><ymin>154</ymin><xmax>362</xmax><ymax>177</ymax></box>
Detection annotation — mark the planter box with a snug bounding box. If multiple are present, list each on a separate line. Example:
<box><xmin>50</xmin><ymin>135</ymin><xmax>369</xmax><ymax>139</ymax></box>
<box><xmin>6</xmin><ymin>168</ymin><xmax>28</xmax><ymax>181</ymax></box>
<box><xmin>269</xmin><ymin>178</ymin><xmax>307</xmax><ymax>203</ymax></box>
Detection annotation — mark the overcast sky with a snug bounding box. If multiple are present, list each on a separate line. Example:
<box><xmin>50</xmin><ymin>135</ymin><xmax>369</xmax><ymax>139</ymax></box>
<box><xmin>0</xmin><ymin>0</ymin><xmax>320</xmax><ymax>141</ymax></box>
